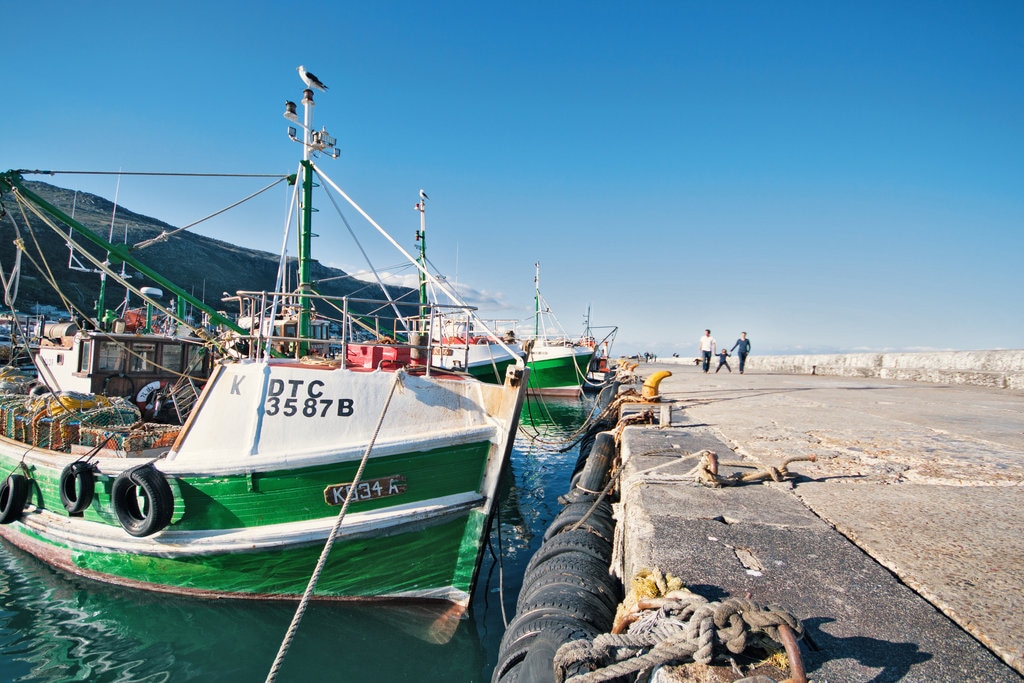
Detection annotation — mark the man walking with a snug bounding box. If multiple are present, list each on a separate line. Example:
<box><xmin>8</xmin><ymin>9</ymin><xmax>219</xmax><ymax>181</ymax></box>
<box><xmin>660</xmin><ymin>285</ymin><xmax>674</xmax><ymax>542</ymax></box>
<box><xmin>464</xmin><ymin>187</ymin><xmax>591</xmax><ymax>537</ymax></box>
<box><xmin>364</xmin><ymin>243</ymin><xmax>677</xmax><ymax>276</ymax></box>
<box><xmin>698</xmin><ymin>329</ymin><xmax>716</xmax><ymax>373</ymax></box>
<box><xmin>730</xmin><ymin>332</ymin><xmax>751</xmax><ymax>374</ymax></box>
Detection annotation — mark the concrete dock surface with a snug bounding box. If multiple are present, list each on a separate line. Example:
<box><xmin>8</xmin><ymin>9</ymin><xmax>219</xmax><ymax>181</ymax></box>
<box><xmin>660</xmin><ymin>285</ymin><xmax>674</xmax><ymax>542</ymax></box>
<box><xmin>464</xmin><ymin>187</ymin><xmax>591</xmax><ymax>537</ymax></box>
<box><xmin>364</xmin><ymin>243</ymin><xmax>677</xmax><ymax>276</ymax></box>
<box><xmin>616</xmin><ymin>362</ymin><xmax>1023</xmax><ymax>681</ymax></box>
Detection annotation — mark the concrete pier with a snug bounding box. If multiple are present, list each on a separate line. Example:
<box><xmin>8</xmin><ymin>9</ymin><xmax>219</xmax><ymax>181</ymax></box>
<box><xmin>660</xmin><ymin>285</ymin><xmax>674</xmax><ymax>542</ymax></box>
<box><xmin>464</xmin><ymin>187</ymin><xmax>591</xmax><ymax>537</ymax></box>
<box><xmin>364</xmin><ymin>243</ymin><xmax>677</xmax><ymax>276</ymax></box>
<box><xmin>745</xmin><ymin>349</ymin><xmax>1022</xmax><ymax>390</ymax></box>
<box><xmin>616</xmin><ymin>362</ymin><xmax>1024</xmax><ymax>681</ymax></box>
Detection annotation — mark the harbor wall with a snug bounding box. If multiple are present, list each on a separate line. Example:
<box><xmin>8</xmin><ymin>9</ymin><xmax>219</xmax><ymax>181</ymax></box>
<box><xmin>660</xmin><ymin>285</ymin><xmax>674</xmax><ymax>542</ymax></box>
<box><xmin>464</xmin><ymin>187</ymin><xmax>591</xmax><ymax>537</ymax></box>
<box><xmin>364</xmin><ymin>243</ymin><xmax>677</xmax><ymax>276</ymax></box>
<box><xmin>660</xmin><ymin>349</ymin><xmax>1024</xmax><ymax>390</ymax></box>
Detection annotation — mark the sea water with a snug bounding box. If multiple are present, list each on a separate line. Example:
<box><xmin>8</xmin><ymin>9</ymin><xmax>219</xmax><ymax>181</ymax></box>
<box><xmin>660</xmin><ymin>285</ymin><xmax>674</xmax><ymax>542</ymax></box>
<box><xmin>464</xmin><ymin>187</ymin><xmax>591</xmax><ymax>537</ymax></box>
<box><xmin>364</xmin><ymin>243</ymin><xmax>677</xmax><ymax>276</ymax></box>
<box><xmin>0</xmin><ymin>394</ymin><xmax>594</xmax><ymax>682</ymax></box>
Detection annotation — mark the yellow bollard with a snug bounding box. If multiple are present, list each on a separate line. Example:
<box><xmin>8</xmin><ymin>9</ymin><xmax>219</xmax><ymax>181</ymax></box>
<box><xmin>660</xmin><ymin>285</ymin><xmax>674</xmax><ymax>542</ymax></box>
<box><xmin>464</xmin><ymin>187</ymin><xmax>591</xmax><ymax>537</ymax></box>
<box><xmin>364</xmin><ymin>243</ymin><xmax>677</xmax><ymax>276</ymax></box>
<box><xmin>642</xmin><ymin>370</ymin><xmax>672</xmax><ymax>400</ymax></box>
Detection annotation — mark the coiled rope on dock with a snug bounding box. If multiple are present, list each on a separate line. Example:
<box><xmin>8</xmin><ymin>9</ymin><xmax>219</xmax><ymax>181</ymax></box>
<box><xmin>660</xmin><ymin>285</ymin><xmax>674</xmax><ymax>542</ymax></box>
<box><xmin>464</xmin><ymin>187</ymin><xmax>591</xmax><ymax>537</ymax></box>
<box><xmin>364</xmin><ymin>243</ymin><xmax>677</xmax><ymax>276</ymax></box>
<box><xmin>553</xmin><ymin>586</ymin><xmax>804</xmax><ymax>682</ymax></box>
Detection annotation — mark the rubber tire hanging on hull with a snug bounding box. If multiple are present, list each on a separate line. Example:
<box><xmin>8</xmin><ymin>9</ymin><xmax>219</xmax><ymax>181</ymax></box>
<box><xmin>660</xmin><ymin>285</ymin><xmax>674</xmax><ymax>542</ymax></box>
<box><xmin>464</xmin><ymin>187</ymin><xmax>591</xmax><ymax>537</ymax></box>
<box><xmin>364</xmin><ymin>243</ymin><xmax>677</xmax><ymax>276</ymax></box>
<box><xmin>0</xmin><ymin>474</ymin><xmax>30</xmax><ymax>524</ymax></box>
<box><xmin>60</xmin><ymin>461</ymin><xmax>96</xmax><ymax>515</ymax></box>
<box><xmin>111</xmin><ymin>465</ymin><xmax>174</xmax><ymax>537</ymax></box>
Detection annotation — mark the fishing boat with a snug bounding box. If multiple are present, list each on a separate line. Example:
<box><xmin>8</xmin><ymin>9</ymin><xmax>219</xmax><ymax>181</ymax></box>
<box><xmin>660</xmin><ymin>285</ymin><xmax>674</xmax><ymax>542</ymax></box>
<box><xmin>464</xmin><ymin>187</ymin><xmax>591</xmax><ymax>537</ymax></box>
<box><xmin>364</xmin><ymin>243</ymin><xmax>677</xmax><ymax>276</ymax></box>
<box><xmin>0</xmin><ymin>74</ymin><xmax>527</xmax><ymax>634</ymax></box>
<box><xmin>523</xmin><ymin>263</ymin><xmax>594</xmax><ymax>396</ymax></box>
<box><xmin>579</xmin><ymin>306</ymin><xmax>620</xmax><ymax>393</ymax></box>
<box><xmin>410</xmin><ymin>195</ymin><xmax>526</xmax><ymax>384</ymax></box>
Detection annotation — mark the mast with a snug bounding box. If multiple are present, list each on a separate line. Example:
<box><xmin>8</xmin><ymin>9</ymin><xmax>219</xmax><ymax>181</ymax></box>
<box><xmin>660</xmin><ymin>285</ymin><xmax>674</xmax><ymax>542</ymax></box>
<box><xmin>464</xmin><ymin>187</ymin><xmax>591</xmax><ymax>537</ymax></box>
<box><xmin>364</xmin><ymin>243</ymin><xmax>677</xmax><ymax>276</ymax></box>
<box><xmin>534</xmin><ymin>261</ymin><xmax>541</xmax><ymax>339</ymax></box>
<box><xmin>297</xmin><ymin>89</ymin><xmax>315</xmax><ymax>351</ymax></box>
<box><xmin>415</xmin><ymin>190</ymin><xmax>428</xmax><ymax>326</ymax></box>
<box><xmin>283</xmin><ymin>72</ymin><xmax>339</xmax><ymax>354</ymax></box>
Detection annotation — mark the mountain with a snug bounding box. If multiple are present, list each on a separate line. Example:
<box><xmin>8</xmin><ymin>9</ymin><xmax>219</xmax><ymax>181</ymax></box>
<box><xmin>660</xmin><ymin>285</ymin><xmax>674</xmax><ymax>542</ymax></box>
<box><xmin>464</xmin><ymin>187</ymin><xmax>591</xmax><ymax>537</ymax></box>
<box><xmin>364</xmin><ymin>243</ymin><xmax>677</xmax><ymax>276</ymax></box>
<box><xmin>0</xmin><ymin>180</ymin><xmax>413</xmax><ymax>324</ymax></box>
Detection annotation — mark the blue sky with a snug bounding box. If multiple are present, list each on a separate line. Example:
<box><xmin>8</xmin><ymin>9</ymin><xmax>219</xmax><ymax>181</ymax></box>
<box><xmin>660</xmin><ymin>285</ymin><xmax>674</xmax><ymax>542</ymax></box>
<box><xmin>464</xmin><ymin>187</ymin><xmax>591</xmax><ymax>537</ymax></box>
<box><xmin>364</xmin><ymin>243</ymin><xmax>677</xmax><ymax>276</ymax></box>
<box><xmin>3</xmin><ymin>1</ymin><xmax>1022</xmax><ymax>356</ymax></box>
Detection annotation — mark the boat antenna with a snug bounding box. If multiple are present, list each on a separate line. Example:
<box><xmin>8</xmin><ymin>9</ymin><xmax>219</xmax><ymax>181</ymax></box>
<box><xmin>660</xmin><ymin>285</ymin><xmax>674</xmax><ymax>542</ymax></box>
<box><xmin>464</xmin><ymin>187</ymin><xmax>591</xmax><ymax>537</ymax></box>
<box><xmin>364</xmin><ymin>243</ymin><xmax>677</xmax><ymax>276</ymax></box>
<box><xmin>65</xmin><ymin>189</ymin><xmax>95</xmax><ymax>273</ymax></box>
<box><xmin>283</xmin><ymin>74</ymin><xmax>340</xmax><ymax>354</ymax></box>
<box><xmin>94</xmin><ymin>173</ymin><xmax>122</xmax><ymax>326</ymax></box>
<box><xmin>534</xmin><ymin>261</ymin><xmax>541</xmax><ymax>339</ymax></box>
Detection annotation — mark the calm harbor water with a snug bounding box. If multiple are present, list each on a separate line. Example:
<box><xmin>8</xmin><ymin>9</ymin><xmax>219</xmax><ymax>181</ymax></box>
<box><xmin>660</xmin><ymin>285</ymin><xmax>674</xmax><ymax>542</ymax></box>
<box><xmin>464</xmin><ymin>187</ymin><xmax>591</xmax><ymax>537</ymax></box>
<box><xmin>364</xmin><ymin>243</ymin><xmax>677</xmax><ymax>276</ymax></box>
<box><xmin>0</xmin><ymin>394</ymin><xmax>594</xmax><ymax>682</ymax></box>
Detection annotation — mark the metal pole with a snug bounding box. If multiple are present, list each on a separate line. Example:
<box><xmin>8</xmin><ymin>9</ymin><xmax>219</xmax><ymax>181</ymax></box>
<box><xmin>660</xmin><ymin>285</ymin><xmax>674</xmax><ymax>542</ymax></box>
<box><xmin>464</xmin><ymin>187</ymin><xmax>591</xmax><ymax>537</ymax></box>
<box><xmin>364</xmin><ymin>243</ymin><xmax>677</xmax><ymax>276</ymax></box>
<box><xmin>296</xmin><ymin>88</ymin><xmax>317</xmax><ymax>355</ymax></box>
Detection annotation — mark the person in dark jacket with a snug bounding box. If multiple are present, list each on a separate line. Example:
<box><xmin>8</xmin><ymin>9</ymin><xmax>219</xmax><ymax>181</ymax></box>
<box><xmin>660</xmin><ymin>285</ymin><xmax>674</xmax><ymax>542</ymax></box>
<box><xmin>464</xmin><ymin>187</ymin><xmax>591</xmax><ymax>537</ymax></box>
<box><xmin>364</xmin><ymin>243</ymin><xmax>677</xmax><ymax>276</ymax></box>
<box><xmin>730</xmin><ymin>332</ymin><xmax>751</xmax><ymax>374</ymax></box>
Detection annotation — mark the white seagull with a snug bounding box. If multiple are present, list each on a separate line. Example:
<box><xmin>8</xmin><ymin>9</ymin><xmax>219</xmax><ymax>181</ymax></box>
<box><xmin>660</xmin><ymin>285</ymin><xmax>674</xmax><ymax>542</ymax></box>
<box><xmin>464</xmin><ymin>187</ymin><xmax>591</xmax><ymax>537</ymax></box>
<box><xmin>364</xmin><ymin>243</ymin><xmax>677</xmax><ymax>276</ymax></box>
<box><xmin>297</xmin><ymin>65</ymin><xmax>327</xmax><ymax>91</ymax></box>
<box><xmin>419</xmin><ymin>189</ymin><xmax>429</xmax><ymax>200</ymax></box>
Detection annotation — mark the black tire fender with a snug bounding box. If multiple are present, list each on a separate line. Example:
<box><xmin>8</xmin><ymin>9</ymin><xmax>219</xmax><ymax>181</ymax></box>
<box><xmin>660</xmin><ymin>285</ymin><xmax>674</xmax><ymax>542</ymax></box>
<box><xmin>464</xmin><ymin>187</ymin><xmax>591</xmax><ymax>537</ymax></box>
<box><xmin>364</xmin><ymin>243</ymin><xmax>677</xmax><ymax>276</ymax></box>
<box><xmin>521</xmin><ymin>551</ymin><xmax>612</xmax><ymax>589</ymax></box>
<box><xmin>0</xmin><ymin>473</ymin><xmax>30</xmax><ymax>524</ymax></box>
<box><xmin>59</xmin><ymin>461</ymin><xmax>96</xmax><ymax>515</ymax></box>
<box><xmin>111</xmin><ymin>465</ymin><xmax>174</xmax><ymax>537</ymax></box>
<box><xmin>523</xmin><ymin>529</ymin><xmax>612</xmax><ymax>577</ymax></box>
<box><xmin>499</xmin><ymin>611</ymin><xmax>600</xmax><ymax>655</ymax></box>
<box><xmin>515</xmin><ymin>582</ymin><xmax>617</xmax><ymax>629</ymax></box>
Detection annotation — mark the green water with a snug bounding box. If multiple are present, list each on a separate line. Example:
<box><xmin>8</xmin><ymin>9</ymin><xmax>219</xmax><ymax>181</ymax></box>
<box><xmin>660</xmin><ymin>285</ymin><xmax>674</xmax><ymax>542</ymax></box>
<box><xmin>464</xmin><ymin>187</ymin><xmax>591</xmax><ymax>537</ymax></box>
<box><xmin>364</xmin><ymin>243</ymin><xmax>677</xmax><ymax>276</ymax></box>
<box><xmin>0</xmin><ymin>394</ymin><xmax>593</xmax><ymax>682</ymax></box>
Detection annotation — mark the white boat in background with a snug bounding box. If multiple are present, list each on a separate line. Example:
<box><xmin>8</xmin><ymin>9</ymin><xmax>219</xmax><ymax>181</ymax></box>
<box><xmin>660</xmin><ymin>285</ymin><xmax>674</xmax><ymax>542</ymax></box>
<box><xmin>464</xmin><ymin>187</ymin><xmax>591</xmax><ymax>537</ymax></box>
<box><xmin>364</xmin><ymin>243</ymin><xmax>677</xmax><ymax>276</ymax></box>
<box><xmin>408</xmin><ymin>196</ymin><xmax>526</xmax><ymax>384</ymax></box>
<box><xmin>580</xmin><ymin>306</ymin><xmax>619</xmax><ymax>393</ymax></box>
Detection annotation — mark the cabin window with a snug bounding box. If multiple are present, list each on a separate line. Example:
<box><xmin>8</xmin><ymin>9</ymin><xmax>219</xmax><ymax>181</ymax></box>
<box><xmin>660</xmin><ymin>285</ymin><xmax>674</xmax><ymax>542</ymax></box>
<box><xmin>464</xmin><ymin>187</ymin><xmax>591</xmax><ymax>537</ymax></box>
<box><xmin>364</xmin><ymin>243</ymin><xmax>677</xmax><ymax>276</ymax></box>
<box><xmin>163</xmin><ymin>344</ymin><xmax>183</xmax><ymax>373</ymax></box>
<box><xmin>130</xmin><ymin>343</ymin><xmax>156</xmax><ymax>372</ymax></box>
<box><xmin>97</xmin><ymin>341</ymin><xmax>125</xmax><ymax>371</ymax></box>
<box><xmin>79</xmin><ymin>340</ymin><xmax>92</xmax><ymax>373</ymax></box>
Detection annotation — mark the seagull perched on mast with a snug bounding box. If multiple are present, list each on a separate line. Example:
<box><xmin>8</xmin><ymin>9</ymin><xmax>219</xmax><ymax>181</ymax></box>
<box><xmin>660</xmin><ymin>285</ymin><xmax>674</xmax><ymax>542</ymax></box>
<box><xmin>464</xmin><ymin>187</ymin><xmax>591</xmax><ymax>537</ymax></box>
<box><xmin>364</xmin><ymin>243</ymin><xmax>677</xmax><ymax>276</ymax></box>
<box><xmin>297</xmin><ymin>65</ymin><xmax>327</xmax><ymax>91</ymax></box>
<box><xmin>419</xmin><ymin>189</ymin><xmax>429</xmax><ymax>201</ymax></box>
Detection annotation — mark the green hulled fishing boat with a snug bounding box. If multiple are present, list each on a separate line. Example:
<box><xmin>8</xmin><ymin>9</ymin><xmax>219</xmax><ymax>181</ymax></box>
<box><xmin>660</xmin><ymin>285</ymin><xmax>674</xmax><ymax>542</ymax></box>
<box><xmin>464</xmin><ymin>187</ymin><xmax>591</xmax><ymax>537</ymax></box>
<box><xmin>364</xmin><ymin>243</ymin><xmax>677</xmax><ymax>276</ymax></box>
<box><xmin>0</xmin><ymin>69</ymin><xmax>527</xmax><ymax>641</ymax></box>
<box><xmin>523</xmin><ymin>263</ymin><xmax>594</xmax><ymax>396</ymax></box>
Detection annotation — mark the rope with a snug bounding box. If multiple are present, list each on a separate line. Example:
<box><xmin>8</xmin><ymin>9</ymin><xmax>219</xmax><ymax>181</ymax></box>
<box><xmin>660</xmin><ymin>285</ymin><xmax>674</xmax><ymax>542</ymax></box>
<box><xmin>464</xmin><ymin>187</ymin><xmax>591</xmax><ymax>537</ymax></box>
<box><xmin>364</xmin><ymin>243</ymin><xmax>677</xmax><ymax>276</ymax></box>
<box><xmin>1</xmin><ymin>210</ymin><xmax>24</xmax><ymax>307</ymax></box>
<box><xmin>264</xmin><ymin>369</ymin><xmax>404</xmax><ymax>683</ymax></box>
<box><xmin>554</xmin><ymin>590</ymin><xmax>803</xmax><ymax>682</ymax></box>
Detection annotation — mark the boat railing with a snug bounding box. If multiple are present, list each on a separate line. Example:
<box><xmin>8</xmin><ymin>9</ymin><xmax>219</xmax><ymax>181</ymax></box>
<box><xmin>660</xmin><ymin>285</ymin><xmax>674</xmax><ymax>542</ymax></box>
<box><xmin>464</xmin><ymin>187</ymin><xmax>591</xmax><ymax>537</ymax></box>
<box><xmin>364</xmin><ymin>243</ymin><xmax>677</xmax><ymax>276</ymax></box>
<box><xmin>224</xmin><ymin>290</ymin><xmax>510</xmax><ymax>375</ymax></box>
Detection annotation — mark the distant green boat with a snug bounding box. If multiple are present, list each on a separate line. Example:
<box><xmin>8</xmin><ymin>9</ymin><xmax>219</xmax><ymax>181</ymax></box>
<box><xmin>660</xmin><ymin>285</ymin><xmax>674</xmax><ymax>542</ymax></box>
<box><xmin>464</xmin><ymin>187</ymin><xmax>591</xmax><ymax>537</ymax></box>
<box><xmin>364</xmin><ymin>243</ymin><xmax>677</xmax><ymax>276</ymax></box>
<box><xmin>526</xmin><ymin>339</ymin><xmax>595</xmax><ymax>396</ymax></box>
<box><xmin>523</xmin><ymin>263</ymin><xmax>595</xmax><ymax>396</ymax></box>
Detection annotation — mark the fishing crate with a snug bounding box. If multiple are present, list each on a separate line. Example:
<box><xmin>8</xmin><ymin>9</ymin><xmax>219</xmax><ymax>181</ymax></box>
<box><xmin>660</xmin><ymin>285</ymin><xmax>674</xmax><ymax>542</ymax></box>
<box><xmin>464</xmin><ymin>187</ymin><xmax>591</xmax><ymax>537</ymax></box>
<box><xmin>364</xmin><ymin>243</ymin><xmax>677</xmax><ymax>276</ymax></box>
<box><xmin>79</xmin><ymin>424</ymin><xmax>181</xmax><ymax>455</ymax></box>
<box><xmin>0</xmin><ymin>396</ymin><xmax>29</xmax><ymax>439</ymax></box>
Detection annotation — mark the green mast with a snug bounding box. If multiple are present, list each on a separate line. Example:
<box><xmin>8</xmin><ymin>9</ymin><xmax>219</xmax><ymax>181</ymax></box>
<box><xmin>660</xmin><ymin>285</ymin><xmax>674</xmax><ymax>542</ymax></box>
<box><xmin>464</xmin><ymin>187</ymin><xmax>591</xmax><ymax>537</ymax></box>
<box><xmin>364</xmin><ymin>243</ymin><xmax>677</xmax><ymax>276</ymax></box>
<box><xmin>416</xmin><ymin>190</ymin><xmax>428</xmax><ymax>325</ymax></box>
<box><xmin>284</xmin><ymin>71</ymin><xmax>339</xmax><ymax>354</ymax></box>
<box><xmin>298</xmin><ymin>156</ymin><xmax>314</xmax><ymax>348</ymax></box>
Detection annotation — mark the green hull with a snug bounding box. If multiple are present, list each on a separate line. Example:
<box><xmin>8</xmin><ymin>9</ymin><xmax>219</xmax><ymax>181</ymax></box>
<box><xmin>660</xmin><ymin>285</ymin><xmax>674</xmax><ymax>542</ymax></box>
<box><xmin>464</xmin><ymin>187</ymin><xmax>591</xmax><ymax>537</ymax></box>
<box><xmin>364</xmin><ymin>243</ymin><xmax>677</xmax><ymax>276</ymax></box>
<box><xmin>467</xmin><ymin>356</ymin><xmax>518</xmax><ymax>384</ymax></box>
<box><xmin>4</xmin><ymin>509</ymin><xmax>486</xmax><ymax>601</ymax></box>
<box><xmin>0</xmin><ymin>439</ymin><xmax>494</xmax><ymax>603</ymax></box>
<box><xmin>527</xmin><ymin>351</ymin><xmax>594</xmax><ymax>393</ymax></box>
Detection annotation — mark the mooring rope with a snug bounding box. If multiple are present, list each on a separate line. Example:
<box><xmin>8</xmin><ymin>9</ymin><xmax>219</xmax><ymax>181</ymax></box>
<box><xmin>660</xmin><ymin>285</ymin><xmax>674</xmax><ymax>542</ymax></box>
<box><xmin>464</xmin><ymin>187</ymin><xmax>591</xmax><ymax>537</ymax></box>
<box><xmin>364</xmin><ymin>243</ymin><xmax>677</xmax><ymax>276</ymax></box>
<box><xmin>553</xmin><ymin>590</ymin><xmax>803</xmax><ymax>682</ymax></box>
<box><xmin>264</xmin><ymin>369</ymin><xmax>404</xmax><ymax>683</ymax></box>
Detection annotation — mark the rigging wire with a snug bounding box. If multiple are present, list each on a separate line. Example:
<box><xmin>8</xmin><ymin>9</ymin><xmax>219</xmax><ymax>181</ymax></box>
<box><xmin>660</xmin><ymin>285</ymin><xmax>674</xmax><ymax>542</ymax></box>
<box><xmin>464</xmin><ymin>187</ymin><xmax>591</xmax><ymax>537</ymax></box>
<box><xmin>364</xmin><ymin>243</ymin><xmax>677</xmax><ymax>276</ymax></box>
<box><xmin>16</xmin><ymin>170</ymin><xmax>288</xmax><ymax>178</ymax></box>
<box><xmin>10</xmin><ymin>190</ymin><xmax>230</xmax><ymax>361</ymax></box>
<box><xmin>134</xmin><ymin>176</ymin><xmax>290</xmax><ymax>250</ymax></box>
<box><xmin>315</xmin><ymin>167</ymin><xmax>410</xmax><ymax>333</ymax></box>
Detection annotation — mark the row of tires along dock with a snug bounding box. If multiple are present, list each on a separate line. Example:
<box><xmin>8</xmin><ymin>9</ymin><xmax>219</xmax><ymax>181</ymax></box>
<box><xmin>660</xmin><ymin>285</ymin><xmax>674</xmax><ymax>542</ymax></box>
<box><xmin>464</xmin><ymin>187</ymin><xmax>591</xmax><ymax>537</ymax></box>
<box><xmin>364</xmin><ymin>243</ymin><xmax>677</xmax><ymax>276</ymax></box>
<box><xmin>493</xmin><ymin>383</ymin><xmax>806</xmax><ymax>683</ymax></box>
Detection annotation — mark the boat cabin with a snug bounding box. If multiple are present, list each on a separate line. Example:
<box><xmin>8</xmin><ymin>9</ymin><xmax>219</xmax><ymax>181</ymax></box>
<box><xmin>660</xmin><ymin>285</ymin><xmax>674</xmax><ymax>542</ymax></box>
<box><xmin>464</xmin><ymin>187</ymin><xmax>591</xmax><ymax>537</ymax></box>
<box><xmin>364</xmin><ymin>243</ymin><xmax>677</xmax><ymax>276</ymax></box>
<box><xmin>35</xmin><ymin>326</ymin><xmax>212</xmax><ymax>401</ymax></box>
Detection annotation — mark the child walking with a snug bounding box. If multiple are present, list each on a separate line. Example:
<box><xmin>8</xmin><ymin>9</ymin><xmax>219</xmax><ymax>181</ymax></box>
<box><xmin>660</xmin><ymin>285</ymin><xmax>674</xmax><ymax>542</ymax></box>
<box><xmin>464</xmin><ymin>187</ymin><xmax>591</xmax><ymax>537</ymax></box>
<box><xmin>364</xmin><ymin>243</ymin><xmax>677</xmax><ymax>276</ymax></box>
<box><xmin>715</xmin><ymin>348</ymin><xmax>731</xmax><ymax>373</ymax></box>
